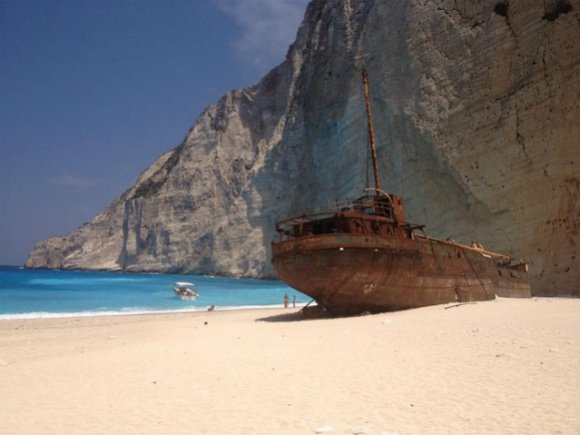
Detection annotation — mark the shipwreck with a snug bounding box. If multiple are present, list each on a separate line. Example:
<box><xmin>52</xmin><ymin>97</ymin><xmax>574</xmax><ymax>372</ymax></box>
<box><xmin>271</xmin><ymin>68</ymin><xmax>531</xmax><ymax>315</ymax></box>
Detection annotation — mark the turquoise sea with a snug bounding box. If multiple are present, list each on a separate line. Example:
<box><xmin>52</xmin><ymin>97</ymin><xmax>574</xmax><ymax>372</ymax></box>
<box><xmin>0</xmin><ymin>266</ymin><xmax>303</xmax><ymax>319</ymax></box>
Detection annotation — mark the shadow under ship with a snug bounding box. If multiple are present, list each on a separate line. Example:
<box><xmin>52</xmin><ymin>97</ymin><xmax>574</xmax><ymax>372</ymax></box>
<box><xmin>271</xmin><ymin>69</ymin><xmax>531</xmax><ymax>315</ymax></box>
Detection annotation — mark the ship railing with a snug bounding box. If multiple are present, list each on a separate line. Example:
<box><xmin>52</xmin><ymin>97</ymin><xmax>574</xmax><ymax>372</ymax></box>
<box><xmin>275</xmin><ymin>210</ymin><xmax>338</xmax><ymax>236</ymax></box>
<box><xmin>275</xmin><ymin>196</ymin><xmax>393</xmax><ymax>237</ymax></box>
<box><xmin>334</xmin><ymin>195</ymin><xmax>393</xmax><ymax>218</ymax></box>
<box><xmin>413</xmin><ymin>233</ymin><xmax>523</xmax><ymax>265</ymax></box>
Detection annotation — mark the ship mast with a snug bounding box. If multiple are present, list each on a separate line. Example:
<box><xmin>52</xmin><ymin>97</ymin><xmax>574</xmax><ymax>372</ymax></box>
<box><xmin>361</xmin><ymin>68</ymin><xmax>381</xmax><ymax>194</ymax></box>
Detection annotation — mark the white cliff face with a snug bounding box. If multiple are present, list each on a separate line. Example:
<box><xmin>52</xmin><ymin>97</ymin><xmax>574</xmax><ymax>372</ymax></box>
<box><xmin>27</xmin><ymin>0</ymin><xmax>580</xmax><ymax>295</ymax></box>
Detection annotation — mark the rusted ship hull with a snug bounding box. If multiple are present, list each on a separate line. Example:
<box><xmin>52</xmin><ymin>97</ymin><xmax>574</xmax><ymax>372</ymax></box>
<box><xmin>272</xmin><ymin>233</ymin><xmax>531</xmax><ymax>314</ymax></box>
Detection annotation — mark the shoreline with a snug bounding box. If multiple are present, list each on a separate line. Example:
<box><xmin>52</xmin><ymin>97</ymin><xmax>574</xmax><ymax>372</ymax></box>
<box><xmin>1</xmin><ymin>297</ymin><xmax>579</xmax><ymax>434</ymax></box>
<box><xmin>1</xmin><ymin>296</ymin><xmax>576</xmax><ymax>321</ymax></box>
<box><xmin>0</xmin><ymin>303</ymin><xmax>310</xmax><ymax>321</ymax></box>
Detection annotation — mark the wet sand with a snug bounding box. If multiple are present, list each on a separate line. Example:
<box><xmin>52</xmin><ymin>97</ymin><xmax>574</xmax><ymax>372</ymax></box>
<box><xmin>1</xmin><ymin>297</ymin><xmax>579</xmax><ymax>434</ymax></box>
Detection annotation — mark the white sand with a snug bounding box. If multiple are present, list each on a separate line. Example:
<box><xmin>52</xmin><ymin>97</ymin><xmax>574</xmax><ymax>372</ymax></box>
<box><xmin>0</xmin><ymin>297</ymin><xmax>579</xmax><ymax>435</ymax></box>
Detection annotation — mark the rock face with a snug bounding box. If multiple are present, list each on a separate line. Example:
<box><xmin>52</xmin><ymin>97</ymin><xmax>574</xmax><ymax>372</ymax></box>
<box><xmin>27</xmin><ymin>0</ymin><xmax>580</xmax><ymax>296</ymax></box>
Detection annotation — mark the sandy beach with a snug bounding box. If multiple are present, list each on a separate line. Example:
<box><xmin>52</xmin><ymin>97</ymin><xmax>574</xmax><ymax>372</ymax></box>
<box><xmin>1</xmin><ymin>297</ymin><xmax>578</xmax><ymax>435</ymax></box>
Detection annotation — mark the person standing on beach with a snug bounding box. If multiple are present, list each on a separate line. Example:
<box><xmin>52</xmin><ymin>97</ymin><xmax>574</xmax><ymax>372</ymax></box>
<box><xmin>292</xmin><ymin>295</ymin><xmax>296</xmax><ymax>307</ymax></box>
<box><xmin>284</xmin><ymin>294</ymin><xmax>289</xmax><ymax>308</ymax></box>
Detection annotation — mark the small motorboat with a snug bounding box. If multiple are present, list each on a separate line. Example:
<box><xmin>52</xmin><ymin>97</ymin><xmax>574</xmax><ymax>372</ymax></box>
<box><xmin>174</xmin><ymin>282</ymin><xmax>198</xmax><ymax>300</ymax></box>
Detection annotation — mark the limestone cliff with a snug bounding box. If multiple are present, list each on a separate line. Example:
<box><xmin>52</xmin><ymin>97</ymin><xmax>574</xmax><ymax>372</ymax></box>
<box><xmin>27</xmin><ymin>0</ymin><xmax>580</xmax><ymax>295</ymax></box>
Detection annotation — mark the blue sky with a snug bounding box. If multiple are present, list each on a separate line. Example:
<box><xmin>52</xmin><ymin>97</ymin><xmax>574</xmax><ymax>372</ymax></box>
<box><xmin>0</xmin><ymin>0</ymin><xmax>309</xmax><ymax>265</ymax></box>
